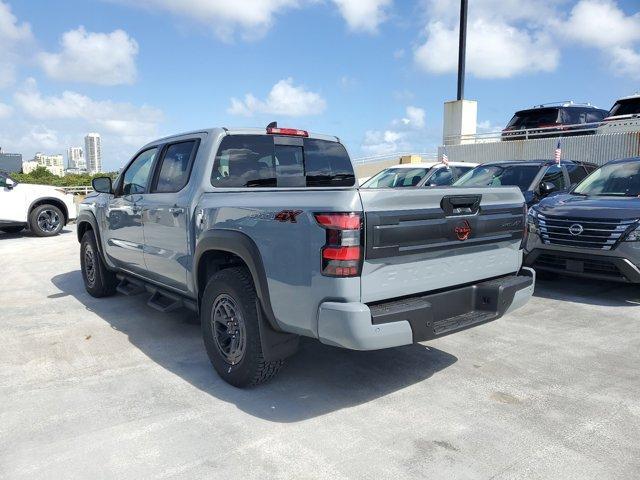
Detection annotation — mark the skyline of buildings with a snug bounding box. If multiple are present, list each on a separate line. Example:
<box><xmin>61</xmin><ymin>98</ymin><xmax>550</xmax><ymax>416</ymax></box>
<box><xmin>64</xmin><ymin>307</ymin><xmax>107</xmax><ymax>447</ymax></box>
<box><xmin>0</xmin><ymin>133</ymin><xmax>104</xmax><ymax>177</ymax></box>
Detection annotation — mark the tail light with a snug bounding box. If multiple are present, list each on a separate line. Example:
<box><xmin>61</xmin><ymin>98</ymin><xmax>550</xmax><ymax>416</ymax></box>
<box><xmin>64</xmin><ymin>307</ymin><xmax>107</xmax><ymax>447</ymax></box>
<box><xmin>314</xmin><ymin>212</ymin><xmax>363</xmax><ymax>277</ymax></box>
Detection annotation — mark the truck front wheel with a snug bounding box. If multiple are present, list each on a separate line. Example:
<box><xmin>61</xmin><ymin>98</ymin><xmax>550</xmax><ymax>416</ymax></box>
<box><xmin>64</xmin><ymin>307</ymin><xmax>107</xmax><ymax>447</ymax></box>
<box><xmin>80</xmin><ymin>230</ymin><xmax>117</xmax><ymax>297</ymax></box>
<box><xmin>201</xmin><ymin>267</ymin><xmax>283</xmax><ymax>388</ymax></box>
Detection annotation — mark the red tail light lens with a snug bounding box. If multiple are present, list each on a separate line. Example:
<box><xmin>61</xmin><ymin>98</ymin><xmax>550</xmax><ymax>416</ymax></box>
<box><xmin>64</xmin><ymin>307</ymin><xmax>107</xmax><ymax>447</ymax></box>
<box><xmin>267</xmin><ymin>127</ymin><xmax>309</xmax><ymax>137</ymax></box>
<box><xmin>315</xmin><ymin>213</ymin><xmax>361</xmax><ymax>230</ymax></box>
<box><xmin>315</xmin><ymin>212</ymin><xmax>363</xmax><ymax>277</ymax></box>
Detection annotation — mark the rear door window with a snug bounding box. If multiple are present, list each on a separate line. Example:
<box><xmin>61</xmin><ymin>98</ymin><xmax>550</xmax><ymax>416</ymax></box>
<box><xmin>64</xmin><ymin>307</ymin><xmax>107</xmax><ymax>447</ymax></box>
<box><xmin>211</xmin><ymin>135</ymin><xmax>355</xmax><ymax>188</ymax></box>
<box><xmin>153</xmin><ymin>140</ymin><xmax>198</xmax><ymax>193</ymax></box>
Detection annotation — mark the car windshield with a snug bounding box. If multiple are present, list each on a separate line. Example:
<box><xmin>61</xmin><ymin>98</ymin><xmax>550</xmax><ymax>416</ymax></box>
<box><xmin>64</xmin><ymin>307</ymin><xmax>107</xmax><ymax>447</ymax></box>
<box><xmin>454</xmin><ymin>164</ymin><xmax>540</xmax><ymax>192</ymax></box>
<box><xmin>573</xmin><ymin>161</ymin><xmax>640</xmax><ymax>197</ymax></box>
<box><xmin>609</xmin><ymin>98</ymin><xmax>640</xmax><ymax>117</ymax></box>
<box><xmin>506</xmin><ymin>108</ymin><xmax>559</xmax><ymax>128</ymax></box>
<box><xmin>361</xmin><ymin>167</ymin><xmax>430</xmax><ymax>188</ymax></box>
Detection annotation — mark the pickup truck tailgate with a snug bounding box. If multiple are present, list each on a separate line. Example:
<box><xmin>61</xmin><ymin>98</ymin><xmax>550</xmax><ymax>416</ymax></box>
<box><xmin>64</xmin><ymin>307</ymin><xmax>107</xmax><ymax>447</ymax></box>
<box><xmin>359</xmin><ymin>187</ymin><xmax>526</xmax><ymax>303</ymax></box>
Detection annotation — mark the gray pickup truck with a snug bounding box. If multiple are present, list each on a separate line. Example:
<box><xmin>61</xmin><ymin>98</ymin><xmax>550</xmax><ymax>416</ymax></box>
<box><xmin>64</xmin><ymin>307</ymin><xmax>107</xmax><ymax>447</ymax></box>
<box><xmin>77</xmin><ymin>125</ymin><xmax>535</xmax><ymax>387</ymax></box>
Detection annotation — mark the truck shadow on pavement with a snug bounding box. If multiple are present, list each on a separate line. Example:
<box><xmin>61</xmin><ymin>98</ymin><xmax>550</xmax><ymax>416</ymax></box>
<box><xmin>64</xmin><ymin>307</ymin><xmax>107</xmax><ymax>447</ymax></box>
<box><xmin>533</xmin><ymin>277</ymin><xmax>640</xmax><ymax>307</ymax></box>
<box><xmin>51</xmin><ymin>270</ymin><xmax>458</xmax><ymax>423</ymax></box>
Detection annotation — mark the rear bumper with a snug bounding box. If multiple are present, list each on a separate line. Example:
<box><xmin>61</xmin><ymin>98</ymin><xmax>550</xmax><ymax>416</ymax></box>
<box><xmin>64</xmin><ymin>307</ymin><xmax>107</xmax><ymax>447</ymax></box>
<box><xmin>317</xmin><ymin>268</ymin><xmax>535</xmax><ymax>350</ymax></box>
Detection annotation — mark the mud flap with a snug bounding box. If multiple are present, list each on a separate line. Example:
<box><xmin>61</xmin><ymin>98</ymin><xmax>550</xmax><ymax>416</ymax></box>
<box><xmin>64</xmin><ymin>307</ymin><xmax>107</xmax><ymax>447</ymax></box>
<box><xmin>256</xmin><ymin>300</ymin><xmax>299</xmax><ymax>362</ymax></box>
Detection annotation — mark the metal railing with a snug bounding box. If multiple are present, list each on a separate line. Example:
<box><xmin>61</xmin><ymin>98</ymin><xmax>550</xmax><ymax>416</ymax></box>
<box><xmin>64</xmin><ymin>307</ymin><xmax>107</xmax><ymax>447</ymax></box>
<box><xmin>438</xmin><ymin>130</ymin><xmax>640</xmax><ymax>166</ymax></box>
<box><xmin>60</xmin><ymin>186</ymin><xmax>93</xmax><ymax>195</ymax></box>
<box><xmin>353</xmin><ymin>152</ymin><xmax>437</xmax><ymax>164</ymax></box>
<box><xmin>444</xmin><ymin>118</ymin><xmax>640</xmax><ymax>145</ymax></box>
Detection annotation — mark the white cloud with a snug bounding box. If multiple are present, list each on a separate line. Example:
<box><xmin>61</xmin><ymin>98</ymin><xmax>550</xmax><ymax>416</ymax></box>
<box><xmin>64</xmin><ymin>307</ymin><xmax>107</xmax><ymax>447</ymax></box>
<box><xmin>401</xmin><ymin>106</ymin><xmax>425</xmax><ymax>129</ymax></box>
<box><xmin>0</xmin><ymin>0</ymin><xmax>33</xmax><ymax>88</ymax></box>
<box><xmin>332</xmin><ymin>0</ymin><xmax>392</xmax><ymax>33</ymax></box>
<box><xmin>361</xmin><ymin>129</ymin><xmax>406</xmax><ymax>155</ymax></box>
<box><xmin>564</xmin><ymin>0</ymin><xmax>640</xmax><ymax>49</ymax></box>
<box><xmin>14</xmin><ymin>78</ymin><xmax>163</xmax><ymax>147</ymax></box>
<box><xmin>38</xmin><ymin>27</ymin><xmax>138</xmax><ymax>85</ymax></box>
<box><xmin>122</xmin><ymin>0</ymin><xmax>302</xmax><ymax>41</ymax></box>
<box><xmin>414</xmin><ymin>19</ymin><xmax>559</xmax><ymax>79</ymax></box>
<box><xmin>228</xmin><ymin>78</ymin><xmax>326</xmax><ymax>117</ymax></box>
<box><xmin>0</xmin><ymin>102</ymin><xmax>12</xmax><ymax>118</ymax></box>
<box><xmin>563</xmin><ymin>0</ymin><xmax>640</xmax><ymax>79</ymax></box>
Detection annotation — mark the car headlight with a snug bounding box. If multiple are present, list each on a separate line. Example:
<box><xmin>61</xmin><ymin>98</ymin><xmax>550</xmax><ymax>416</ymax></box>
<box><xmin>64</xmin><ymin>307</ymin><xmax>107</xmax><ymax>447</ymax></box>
<box><xmin>624</xmin><ymin>224</ymin><xmax>640</xmax><ymax>242</ymax></box>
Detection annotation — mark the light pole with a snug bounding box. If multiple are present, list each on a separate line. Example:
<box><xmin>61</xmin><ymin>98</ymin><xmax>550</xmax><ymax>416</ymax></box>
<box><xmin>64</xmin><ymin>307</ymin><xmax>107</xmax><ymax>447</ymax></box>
<box><xmin>457</xmin><ymin>0</ymin><xmax>468</xmax><ymax>101</ymax></box>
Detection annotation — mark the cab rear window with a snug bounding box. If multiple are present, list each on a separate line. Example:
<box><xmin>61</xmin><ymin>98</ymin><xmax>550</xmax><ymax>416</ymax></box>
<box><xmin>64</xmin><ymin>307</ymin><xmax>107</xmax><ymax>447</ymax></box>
<box><xmin>211</xmin><ymin>135</ymin><xmax>355</xmax><ymax>188</ymax></box>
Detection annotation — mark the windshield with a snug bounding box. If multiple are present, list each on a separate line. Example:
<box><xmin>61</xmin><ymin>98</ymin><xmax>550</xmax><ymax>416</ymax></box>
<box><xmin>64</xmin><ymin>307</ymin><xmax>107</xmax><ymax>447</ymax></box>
<box><xmin>609</xmin><ymin>98</ymin><xmax>640</xmax><ymax>117</ymax></box>
<box><xmin>454</xmin><ymin>164</ymin><xmax>540</xmax><ymax>192</ymax></box>
<box><xmin>362</xmin><ymin>167</ymin><xmax>430</xmax><ymax>188</ymax></box>
<box><xmin>573</xmin><ymin>161</ymin><xmax>640</xmax><ymax>197</ymax></box>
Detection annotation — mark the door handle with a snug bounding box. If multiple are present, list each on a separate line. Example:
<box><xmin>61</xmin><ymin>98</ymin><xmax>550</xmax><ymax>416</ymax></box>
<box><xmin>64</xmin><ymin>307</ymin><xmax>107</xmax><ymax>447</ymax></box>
<box><xmin>169</xmin><ymin>207</ymin><xmax>185</xmax><ymax>216</ymax></box>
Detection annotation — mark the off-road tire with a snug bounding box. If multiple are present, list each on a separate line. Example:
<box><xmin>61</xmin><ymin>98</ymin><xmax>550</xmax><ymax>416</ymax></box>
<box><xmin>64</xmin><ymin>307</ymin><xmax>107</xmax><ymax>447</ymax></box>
<box><xmin>29</xmin><ymin>204</ymin><xmax>64</xmax><ymax>237</ymax></box>
<box><xmin>0</xmin><ymin>226</ymin><xmax>24</xmax><ymax>234</ymax></box>
<box><xmin>201</xmin><ymin>267</ymin><xmax>283</xmax><ymax>388</ymax></box>
<box><xmin>80</xmin><ymin>230</ymin><xmax>117</xmax><ymax>297</ymax></box>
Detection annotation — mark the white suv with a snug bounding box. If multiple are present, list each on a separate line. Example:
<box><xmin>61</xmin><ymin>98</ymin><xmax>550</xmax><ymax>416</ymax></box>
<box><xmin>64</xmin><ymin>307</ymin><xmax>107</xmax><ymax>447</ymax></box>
<box><xmin>0</xmin><ymin>172</ymin><xmax>77</xmax><ymax>236</ymax></box>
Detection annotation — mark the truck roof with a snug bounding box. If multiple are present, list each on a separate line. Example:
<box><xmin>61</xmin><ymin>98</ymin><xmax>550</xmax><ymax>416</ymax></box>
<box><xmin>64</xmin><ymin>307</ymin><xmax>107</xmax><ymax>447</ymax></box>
<box><xmin>146</xmin><ymin>127</ymin><xmax>340</xmax><ymax>147</ymax></box>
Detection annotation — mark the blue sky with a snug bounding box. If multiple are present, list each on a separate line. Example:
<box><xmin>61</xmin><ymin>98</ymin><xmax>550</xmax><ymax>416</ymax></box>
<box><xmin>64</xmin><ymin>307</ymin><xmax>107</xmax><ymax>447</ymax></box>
<box><xmin>0</xmin><ymin>0</ymin><xmax>639</xmax><ymax>171</ymax></box>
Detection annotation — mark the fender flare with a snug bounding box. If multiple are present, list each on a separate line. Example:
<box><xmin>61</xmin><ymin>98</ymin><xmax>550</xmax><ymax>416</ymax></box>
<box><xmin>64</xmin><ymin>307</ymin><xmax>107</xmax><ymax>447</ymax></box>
<box><xmin>194</xmin><ymin>229</ymin><xmax>280</xmax><ymax>331</ymax></box>
<box><xmin>76</xmin><ymin>211</ymin><xmax>107</xmax><ymax>258</ymax></box>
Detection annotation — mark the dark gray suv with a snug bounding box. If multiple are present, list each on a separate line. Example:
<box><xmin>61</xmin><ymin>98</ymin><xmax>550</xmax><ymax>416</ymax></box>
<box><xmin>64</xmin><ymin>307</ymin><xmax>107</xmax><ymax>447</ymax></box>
<box><xmin>525</xmin><ymin>157</ymin><xmax>640</xmax><ymax>282</ymax></box>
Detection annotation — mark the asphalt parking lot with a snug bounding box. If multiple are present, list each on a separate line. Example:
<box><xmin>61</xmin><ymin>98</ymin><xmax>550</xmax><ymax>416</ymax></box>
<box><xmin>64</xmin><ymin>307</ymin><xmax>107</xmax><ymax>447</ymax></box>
<box><xmin>1</xmin><ymin>226</ymin><xmax>639</xmax><ymax>480</ymax></box>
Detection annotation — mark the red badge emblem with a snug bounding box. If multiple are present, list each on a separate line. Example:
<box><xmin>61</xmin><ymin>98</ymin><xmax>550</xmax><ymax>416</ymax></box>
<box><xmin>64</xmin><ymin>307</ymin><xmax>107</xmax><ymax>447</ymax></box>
<box><xmin>454</xmin><ymin>220</ymin><xmax>472</xmax><ymax>241</ymax></box>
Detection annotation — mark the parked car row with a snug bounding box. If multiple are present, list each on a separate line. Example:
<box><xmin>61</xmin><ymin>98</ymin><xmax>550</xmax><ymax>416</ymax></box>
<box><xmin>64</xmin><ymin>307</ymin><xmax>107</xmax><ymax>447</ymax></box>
<box><xmin>363</xmin><ymin>154</ymin><xmax>640</xmax><ymax>286</ymax></box>
<box><xmin>501</xmin><ymin>94</ymin><xmax>640</xmax><ymax>140</ymax></box>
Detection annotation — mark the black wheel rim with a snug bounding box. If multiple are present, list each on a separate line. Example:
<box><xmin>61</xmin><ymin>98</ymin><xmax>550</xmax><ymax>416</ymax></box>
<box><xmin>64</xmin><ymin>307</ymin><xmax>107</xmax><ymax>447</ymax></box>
<box><xmin>37</xmin><ymin>209</ymin><xmax>61</xmax><ymax>233</ymax></box>
<box><xmin>84</xmin><ymin>245</ymin><xmax>96</xmax><ymax>287</ymax></box>
<box><xmin>211</xmin><ymin>294</ymin><xmax>246</xmax><ymax>366</ymax></box>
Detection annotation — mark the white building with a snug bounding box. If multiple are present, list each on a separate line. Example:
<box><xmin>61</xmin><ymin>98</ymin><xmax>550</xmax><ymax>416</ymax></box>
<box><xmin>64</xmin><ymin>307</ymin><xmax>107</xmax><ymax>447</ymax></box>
<box><xmin>84</xmin><ymin>133</ymin><xmax>102</xmax><ymax>174</ymax></box>
<box><xmin>67</xmin><ymin>146</ymin><xmax>85</xmax><ymax>171</ymax></box>
<box><xmin>21</xmin><ymin>160</ymin><xmax>39</xmax><ymax>174</ymax></box>
<box><xmin>30</xmin><ymin>153</ymin><xmax>65</xmax><ymax>177</ymax></box>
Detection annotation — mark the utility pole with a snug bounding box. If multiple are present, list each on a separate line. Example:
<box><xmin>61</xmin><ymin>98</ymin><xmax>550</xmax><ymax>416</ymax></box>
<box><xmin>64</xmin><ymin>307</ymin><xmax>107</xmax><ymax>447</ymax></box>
<box><xmin>456</xmin><ymin>0</ymin><xmax>468</xmax><ymax>101</ymax></box>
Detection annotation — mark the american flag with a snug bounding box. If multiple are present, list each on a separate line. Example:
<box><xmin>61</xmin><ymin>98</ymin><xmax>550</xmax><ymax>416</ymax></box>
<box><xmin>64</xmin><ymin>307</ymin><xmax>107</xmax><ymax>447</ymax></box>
<box><xmin>554</xmin><ymin>140</ymin><xmax>562</xmax><ymax>164</ymax></box>
<box><xmin>441</xmin><ymin>149</ymin><xmax>449</xmax><ymax>167</ymax></box>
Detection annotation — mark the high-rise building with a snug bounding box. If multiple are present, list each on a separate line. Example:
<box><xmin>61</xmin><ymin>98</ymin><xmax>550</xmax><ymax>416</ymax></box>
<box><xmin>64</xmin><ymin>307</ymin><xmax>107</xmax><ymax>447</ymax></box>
<box><xmin>84</xmin><ymin>133</ymin><xmax>102</xmax><ymax>174</ymax></box>
<box><xmin>67</xmin><ymin>146</ymin><xmax>85</xmax><ymax>171</ymax></box>
<box><xmin>0</xmin><ymin>147</ymin><xmax>22</xmax><ymax>174</ymax></box>
<box><xmin>32</xmin><ymin>153</ymin><xmax>65</xmax><ymax>177</ymax></box>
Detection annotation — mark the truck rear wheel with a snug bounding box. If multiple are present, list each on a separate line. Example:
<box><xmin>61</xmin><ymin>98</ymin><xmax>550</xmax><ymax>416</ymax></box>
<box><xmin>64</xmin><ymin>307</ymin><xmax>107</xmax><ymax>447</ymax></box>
<box><xmin>29</xmin><ymin>204</ymin><xmax>64</xmax><ymax>237</ymax></box>
<box><xmin>201</xmin><ymin>267</ymin><xmax>283</xmax><ymax>388</ymax></box>
<box><xmin>80</xmin><ymin>230</ymin><xmax>117</xmax><ymax>297</ymax></box>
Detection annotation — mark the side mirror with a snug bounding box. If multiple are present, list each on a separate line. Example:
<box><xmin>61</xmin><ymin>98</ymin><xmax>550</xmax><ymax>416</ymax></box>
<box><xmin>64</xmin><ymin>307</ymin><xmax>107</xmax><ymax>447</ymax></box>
<box><xmin>3</xmin><ymin>178</ymin><xmax>15</xmax><ymax>189</ymax></box>
<box><xmin>539</xmin><ymin>181</ymin><xmax>557</xmax><ymax>196</ymax></box>
<box><xmin>92</xmin><ymin>176</ymin><xmax>113</xmax><ymax>194</ymax></box>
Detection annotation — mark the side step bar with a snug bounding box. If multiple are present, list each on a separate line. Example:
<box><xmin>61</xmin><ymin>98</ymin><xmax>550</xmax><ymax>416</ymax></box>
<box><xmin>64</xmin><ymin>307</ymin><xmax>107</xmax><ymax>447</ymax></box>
<box><xmin>115</xmin><ymin>274</ymin><xmax>198</xmax><ymax>313</ymax></box>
